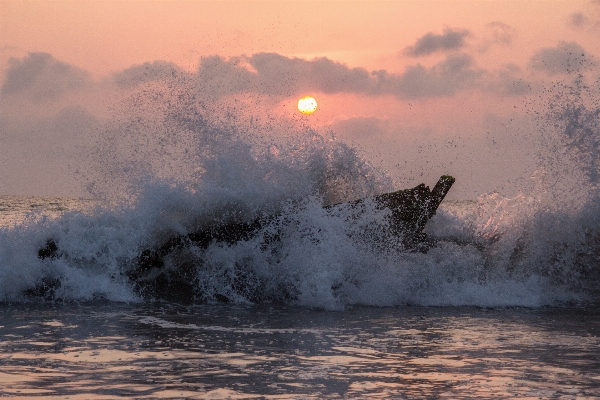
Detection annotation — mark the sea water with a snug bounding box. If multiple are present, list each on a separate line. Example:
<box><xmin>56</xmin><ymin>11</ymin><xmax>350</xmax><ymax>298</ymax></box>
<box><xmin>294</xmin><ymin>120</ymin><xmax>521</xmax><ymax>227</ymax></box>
<box><xmin>1</xmin><ymin>79</ymin><xmax>600</xmax><ymax>397</ymax></box>
<box><xmin>1</xmin><ymin>302</ymin><xmax>600</xmax><ymax>398</ymax></box>
<box><xmin>8</xmin><ymin>198</ymin><xmax>600</xmax><ymax>398</ymax></box>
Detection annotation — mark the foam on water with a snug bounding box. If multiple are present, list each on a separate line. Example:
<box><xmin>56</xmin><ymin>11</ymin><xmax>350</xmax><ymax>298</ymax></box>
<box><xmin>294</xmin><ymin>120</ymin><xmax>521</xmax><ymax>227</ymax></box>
<box><xmin>1</xmin><ymin>78</ymin><xmax>599</xmax><ymax>308</ymax></box>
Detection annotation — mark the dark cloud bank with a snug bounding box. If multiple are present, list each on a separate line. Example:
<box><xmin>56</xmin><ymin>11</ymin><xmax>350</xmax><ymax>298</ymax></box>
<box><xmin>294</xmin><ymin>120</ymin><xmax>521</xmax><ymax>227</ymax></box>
<box><xmin>6</xmin><ymin>40</ymin><xmax>597</xmax><ymax>106</ymax></box>
<box><xmin>192</xmin><ymin>52</ymin><xmax>487</xmax><ymax>99</ymax></box>
<box><xmin>113</xmin><ymin>52</ymin><xmax>524</xmax><ymax>100</ymax></box>
<box><xmin>0</xmin><ymin>53</ymin><xmax>519</xmax><ymax>103</ymax></box>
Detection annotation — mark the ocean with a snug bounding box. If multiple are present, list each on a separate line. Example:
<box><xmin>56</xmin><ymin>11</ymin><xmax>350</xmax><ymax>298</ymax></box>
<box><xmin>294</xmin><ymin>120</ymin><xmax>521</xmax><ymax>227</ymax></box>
<box><xmin>1</xmin><ymin>82</ymin><xmax>600</xmax><ymax>398</ymax></box>
<box><xmin>1</xmin><ymin>302</ymin><xmax>599</xmax><ymax>398</ymax></box>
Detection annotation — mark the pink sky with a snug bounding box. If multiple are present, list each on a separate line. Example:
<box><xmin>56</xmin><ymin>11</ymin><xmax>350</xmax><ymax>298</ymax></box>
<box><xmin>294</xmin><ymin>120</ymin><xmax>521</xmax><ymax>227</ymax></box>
<box><xmin>2</xmin><ymin>1</ymin><xmax>592</xmax><ymax>75</ymax></box>
<box><xmin>1</xmin><ymin>1</ymin><xmax>599</xmax><ymax>197</ymax></box>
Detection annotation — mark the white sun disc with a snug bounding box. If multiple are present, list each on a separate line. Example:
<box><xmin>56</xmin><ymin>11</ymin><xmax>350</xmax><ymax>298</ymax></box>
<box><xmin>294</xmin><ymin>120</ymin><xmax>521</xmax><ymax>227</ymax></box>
<box><xmin>298</xmin><ymin>96</ymin><xmax>318</xmax><ymax>114</ymax></box>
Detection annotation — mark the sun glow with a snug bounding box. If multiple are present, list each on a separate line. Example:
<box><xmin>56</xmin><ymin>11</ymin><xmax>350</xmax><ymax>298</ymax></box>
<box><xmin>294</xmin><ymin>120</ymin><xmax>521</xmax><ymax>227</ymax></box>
<box><xmin>298</xmin><ymin>96</ymin><xmax>318</xmax><ymax>114</ymax></box>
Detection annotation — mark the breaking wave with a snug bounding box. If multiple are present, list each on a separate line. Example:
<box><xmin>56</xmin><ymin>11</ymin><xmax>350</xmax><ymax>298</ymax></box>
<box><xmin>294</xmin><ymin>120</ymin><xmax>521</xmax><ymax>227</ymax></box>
<box><xmin>1</xmin><ymin>78</ymin><xmax>599</xmax><ymax>309</ymax></box>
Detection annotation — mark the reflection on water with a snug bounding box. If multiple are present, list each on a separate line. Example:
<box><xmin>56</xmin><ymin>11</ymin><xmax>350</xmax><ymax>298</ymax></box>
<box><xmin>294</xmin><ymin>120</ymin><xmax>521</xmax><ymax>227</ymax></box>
<box><xmin>0</xmin><ymin>303</ymin><xmax>599</xmax><ymax>398</ymax></box>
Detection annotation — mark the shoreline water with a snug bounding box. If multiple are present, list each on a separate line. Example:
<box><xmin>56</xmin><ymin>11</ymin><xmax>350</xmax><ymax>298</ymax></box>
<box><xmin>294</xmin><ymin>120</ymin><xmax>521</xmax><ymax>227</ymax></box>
<box><xmin>0</xmin><ymin>196</ymin><xmax>98</xmax><ymax>228</ymax></box>
<box><xmin>1</xmin><ymin>301</ymin><xmax>599</xmax><ymax>398</ymax></box>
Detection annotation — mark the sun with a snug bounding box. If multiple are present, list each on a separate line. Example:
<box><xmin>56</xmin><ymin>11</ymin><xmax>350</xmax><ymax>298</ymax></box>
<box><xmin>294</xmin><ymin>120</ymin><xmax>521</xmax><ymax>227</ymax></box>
<box><xmin>298</xmin><ymin>96</ymin><xmax>318</xmax><ymax>114</ymax></box>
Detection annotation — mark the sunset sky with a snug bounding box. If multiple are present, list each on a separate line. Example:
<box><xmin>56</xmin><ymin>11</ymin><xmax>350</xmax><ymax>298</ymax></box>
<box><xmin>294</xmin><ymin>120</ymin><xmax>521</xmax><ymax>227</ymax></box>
<box><xmin>1</xmin><ymin>0</ymin><xmax>599</xmax><ymax>198</ymax></box>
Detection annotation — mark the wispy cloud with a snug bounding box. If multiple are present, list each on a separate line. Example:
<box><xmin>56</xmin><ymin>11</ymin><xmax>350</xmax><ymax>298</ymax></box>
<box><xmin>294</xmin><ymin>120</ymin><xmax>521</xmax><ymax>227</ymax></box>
<box><xmin>403</xmin><ymin>29</ymin><xmax>470</xmax><ymax>57</ymax></box>
<box><xmin>568</xmin><ymin>12</ymin><xmax>589</xmax><ymax>28</ymax></box>
<box><xmin>487</xmin><ymin>64</ymin><xmax>532</xmax><ymax>96</ymax></box>
<box><xmin>481</xmin><ymin>22</ymin><xmax>516</xmax><ymax>48</ymax></box>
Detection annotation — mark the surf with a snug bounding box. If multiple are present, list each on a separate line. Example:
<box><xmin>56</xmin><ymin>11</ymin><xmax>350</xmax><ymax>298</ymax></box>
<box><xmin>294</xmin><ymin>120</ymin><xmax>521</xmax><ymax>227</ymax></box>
<box><xmin>0</xmin><ymin>78</ymin><xmax>599</xmax><ymax>309</ymax></box>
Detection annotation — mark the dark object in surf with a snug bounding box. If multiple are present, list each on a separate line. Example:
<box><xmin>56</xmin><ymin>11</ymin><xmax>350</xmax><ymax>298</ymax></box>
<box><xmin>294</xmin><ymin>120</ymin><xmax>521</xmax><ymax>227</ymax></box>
<box><xmin>339</xmin><ymin>174</ymin><xmax>456</xmax><ymax>251</ymax></box>
<box><xmin>133</xmin><ymin>175</ymin><xmax>456</xmax><ymax>303</ymax></box>
<box><xmin>38</xmin><ymin>239</ymin><xmax>59</xmax><ymax>260</ymax></box>
<box><xmin>37</xmin><ymin>175</ymin><xmax>455</xmax><ymax>303</ymax></box>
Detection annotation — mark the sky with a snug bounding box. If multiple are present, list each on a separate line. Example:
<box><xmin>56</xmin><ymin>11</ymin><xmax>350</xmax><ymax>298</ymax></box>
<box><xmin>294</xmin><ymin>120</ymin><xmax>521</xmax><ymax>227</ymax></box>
<box><xmin>1</xmin><ymin>0</ymin><xmax>600</xmax><ymax>198</ymax></box>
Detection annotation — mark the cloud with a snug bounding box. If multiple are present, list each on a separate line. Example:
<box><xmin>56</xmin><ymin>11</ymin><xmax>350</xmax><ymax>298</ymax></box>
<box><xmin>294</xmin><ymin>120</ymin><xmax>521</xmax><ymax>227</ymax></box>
<box><xmin>330</xmin><ymin>116</ymin><xmax>390</xmax><ymax>141</ymax></box>
<box><xmin>1</xmin><ymin>50</ymin><xmax>529</xmax><ymax>110</ymax></box>
<box><xmin>250</xmin><ymin>52</ymin><xmax>374</xmax><ymax>96</ymax></box>
<box><xmin>529</xmin><ymin>42</ymin><xmax>596</xmax><ymax>75</ymax></box>
<box><xmin>113</xmin><ymin>61</ymin><xmax>186</xmax><ymax>88</ymax></box>
<box><xmin>194</xmin><ymin>52</ymin><xmax>487</xmax><ymax>100</ymax></box>
<box><xmin>394</xmin><ymin>54</ymin><xmax>484</xmax><ymax>98</ymax></box>
<box><xmin>483</xmin><ymin>22</ymin><xmax>516</xmax><ymax>47</ymax></box>
<box><xmin>486</xmin><ymin>64</ymin><xmax>533</xmax><ymax>96</ymax></box>
<box><xmin>568</xmin><ymin>12</ymin><xmax>589</xmax><ymax>28</ymax></box>
<box><xmin>196</xmin><ymin>55</ymin><xmax>266</xmax><ymax>97</ymax></box>
<box><xmin>194</xmin><ymin>53</ymin><xmax>376</xmax><ymax>98</ymax></box>
<box><xmin>404</xmin><ymin>29</ymin><xmax>470</xmax><ymax>57</ymax></box>
<box><xmin>87</xmin><ymin>50</ymin><xmax>536</xmax><ymax>103</ymax></box>
<box><xmin>0</xmin><ymin>52</ymin><xmax>91</xmax><ymax>102</ymax></box>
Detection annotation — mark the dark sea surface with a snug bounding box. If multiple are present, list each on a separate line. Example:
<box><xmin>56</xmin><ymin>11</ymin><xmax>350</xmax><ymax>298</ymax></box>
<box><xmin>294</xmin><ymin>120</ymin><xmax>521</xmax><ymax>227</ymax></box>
<box><xmin>2</xmin><ymin>302</ymin><xmax>600</xmax><ymax>399</ymax></box>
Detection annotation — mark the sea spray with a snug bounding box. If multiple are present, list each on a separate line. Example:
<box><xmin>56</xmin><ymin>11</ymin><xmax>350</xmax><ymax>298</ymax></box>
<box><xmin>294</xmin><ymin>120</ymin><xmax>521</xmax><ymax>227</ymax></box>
<box><xmin>1</xmin><ymin>78</ymin><xmax>600</xmax><ymax>307</ymax></box>
<box><xmin>439</xmin><ymin>76</ymin><xmax>600</xmax><ymax>302</ymax></box>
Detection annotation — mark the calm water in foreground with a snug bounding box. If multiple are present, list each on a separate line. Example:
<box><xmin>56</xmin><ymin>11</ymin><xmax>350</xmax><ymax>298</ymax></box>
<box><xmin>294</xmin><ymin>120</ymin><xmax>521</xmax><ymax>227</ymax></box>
<box><xmin>1</xmin><ymin>302</ymin><xmax>599</xmax><ymax>399</ymax></box>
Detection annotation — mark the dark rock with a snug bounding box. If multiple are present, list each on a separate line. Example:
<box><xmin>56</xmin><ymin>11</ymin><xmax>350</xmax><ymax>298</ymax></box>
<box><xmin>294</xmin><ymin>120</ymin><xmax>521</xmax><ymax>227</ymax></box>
<box><xmin>38</xmin><ymin>239</ymin><xmax>59</xmax><ymax>260</ymax></box>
